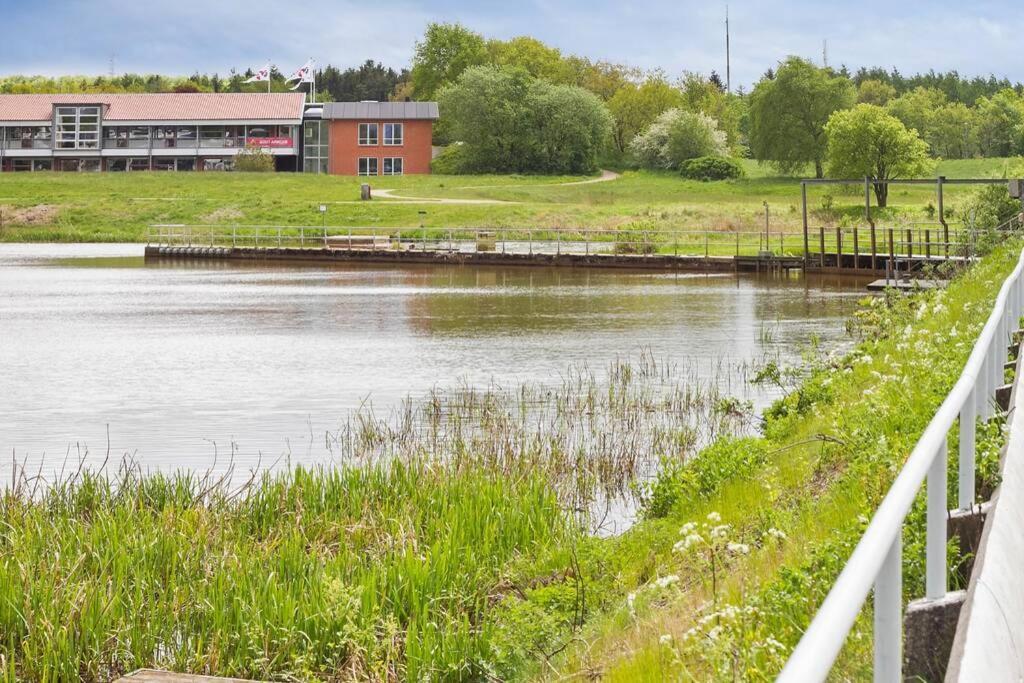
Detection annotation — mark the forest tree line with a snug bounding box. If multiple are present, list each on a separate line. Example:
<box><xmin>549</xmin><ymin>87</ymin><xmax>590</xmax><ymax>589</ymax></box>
<box><xmin>3</xmin><ymin>22</ymin><xmax>1024</xmax><ymax>180</ymax></box>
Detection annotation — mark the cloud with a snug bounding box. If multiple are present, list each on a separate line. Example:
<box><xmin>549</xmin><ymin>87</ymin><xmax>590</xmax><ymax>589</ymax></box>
<box><xmin>3</xmin><ymin>0</ymin><xmax>1024</xmax><ymax>88</ymax></box>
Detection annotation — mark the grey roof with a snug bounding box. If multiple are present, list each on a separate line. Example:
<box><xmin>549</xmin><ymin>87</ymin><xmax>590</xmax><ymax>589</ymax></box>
<box><xmin>322</xmin><ymin>101</ymin><xmax>439</xmax><ymax>120</ymax></box>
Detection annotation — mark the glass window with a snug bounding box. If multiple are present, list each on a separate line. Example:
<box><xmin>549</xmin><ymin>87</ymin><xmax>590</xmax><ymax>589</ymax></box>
<box><xmin>358</xmin><ymin>157</ymin><xmax>378</xmax><ymax>175</ymax></box>
<box><xmin>80</xmin><ymin>159</ymin><xmax>101</xmax><ymax>172</ymax></box>
<box><xmin>12</xmin><ymin>159</ymin><xmax>31</xmax><ymax>172</ymax></box>
<box><xmin>56</xmin><ymin>158</ymin><xmax>80</xmax><ymax>172</ymax></box>
<box><xmin>54</xmin><ymin>106</ymin><xmax>100</xmax><ymax>149</ymax></box>
<box><xmin>382</xmin><ymin>157</ymin><xmax>403</xmax><ymax>175</ymax></box>
<box><xmin>176</xmin><ymin>158</ymin><xmax>195</xmax><ymax>172</ymax></box>
<box><xmin>153</xmin><ymin>158</ymin><xmax>175</xmax><ymax>171</ymax></box>
<box><xmin>383</xmin><ymin>123</ymin><xmax>403</xmax><ymax>146</ymax></box>
<box><xmin>358</xmin><ymin>123</ymin><xmax>378</xmax><ymax>145</ymax></box>
<box><xmin>108</xmin><ymin>159</ymin><xmax>128</xmax><ymax>172</ymax></box>
<box><xmin>33</xmin><ymin>159</ymin><xmax>52</xmax><ymax>172</ymax></box>
<box><xmin>129</xmin><ymin>158</ymin><xmax>150</xmax><ymax>171</ymax></box>
<box><xmin>304</xmin><ymin>122</ymin><xmax>320</xmax><ymax>144</ymax></box>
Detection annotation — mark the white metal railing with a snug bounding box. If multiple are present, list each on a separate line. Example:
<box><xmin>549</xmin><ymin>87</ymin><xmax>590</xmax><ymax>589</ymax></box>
<box><xmin>778</xmin><ymin>241</ymin><xmax>1024</xmax><ymax>682</ymax></box>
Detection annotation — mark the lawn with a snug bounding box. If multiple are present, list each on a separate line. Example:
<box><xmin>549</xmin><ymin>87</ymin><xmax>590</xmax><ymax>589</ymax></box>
<box><xmin>0</xmin><ymin>157</ymin><xmax>1018</xmax><ymax>243</ymax></box>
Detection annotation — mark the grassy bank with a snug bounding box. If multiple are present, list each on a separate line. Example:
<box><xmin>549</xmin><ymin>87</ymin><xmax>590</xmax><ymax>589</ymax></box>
<box><xmin>0</xmin><ymin>157</ymin><xmax>1018</xmax><ymax>243</ymax></box>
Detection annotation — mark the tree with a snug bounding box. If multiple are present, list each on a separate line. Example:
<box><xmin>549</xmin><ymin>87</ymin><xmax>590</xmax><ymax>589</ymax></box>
<box><xmin>678</xmin><ymin>72</ymin><xmax>746</xmax><ymax>154</ymax></box>
<box><xmin>563</xmin><ymin>58</ymin><xmax>641</xmax><ymax>100</ymax></box>
<box><xmin>317</xmin><ymin>61</ymin><xmax>408</xmax><ymax>103</ymax></box>
<box><xmin>438</xmin><ymin>65</ymin><xmax>612</xmax><ymax>174</ymax></box>
<box><xmin>629</xmin><ymin>109</ymin><xmax>727</xmax><ymax>169</ymax></box>
<box><xmin>885</xmin><ymin>87</ymin><xmax>947</xmax><ymax>150</ymax></box>
<box><xmin>749</xmin><ymin>57</ymin><xmax>855</xmax><ymax>177</ymax></box>
<box><xmin>929</xmin><ymin>102</ymin><xmax>978</xmax><ymax>159</ymax></box>
<box><xmin>606</xmin><ymin>76</ymin><xmax>684</xmax><ymax>152</ymax></box>
<box><xmin>234</xmin><ymin>145</ymin><xmax>275</xmax><ymax>172</ymax></box>
<box><xmin>974</xmin><ymin>89</ymin><xmax>1024</xmax><ymax>157</ymax></box>
<box><xmin>487</xmin><ymin>36</ymin><xmax>572</xmax><ymax>83</ymax></box>
<box><xmin>410</xmin><ymin>22</ymin><xmax>488</xmax><ymax>99</ymax></box>
<box><xmin>857</xmin><ymin>79</ymin><xmax>897</xmax><ymax>106</ymax></box>
<box><xmin>824</xmin><ymin>104</ymin><xmax>932</xmax><ymax>207</ymax></box>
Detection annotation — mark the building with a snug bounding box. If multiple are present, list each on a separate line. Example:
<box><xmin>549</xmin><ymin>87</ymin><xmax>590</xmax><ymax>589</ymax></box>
<box><xmin>0</xmin><ymin>93</ymin><xmax>439</xmax><ymax>175</ymax></box>
<box><xmin>303</xmin><ymin>101</ymin><xmax>439</xmax><ymax>176</ymax></box>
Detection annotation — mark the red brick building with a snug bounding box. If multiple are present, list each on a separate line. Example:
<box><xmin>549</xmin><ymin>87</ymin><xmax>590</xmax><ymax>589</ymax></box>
<box><xmin>303</xmin><ymin>101</ymin><xmax>439</xmax><ymax>176</ymax></box>
<box><xmin>0</xmin><ymin>94</ymin><xmax>440</xmax><ymax>175</ymax></box>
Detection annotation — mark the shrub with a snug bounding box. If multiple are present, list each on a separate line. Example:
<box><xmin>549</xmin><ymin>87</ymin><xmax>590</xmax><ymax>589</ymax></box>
<box><xmin>430</xmin><ymin>143</ymin><xmax>469</xmax><ymax>174</ymax></box>
<box><xmin>233</xmin><ymin>145</ymin><xmax>275</xmax><ymax>172</ymax></box>
<box><xmin>679</xmin><ymin>156</ymin><xmax>744</xmax><ymax>181</ymax></box>
<box><xmin>629</xmin><ymin>109</ymin><xmax>728</xmax><ymax>170</ymax></box>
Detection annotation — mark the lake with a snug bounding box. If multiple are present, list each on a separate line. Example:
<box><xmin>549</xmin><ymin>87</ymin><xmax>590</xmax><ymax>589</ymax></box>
<box><xmin>0</xmin><ymin>243</ymin><xmax>867</xmax><ymax>483</ymax></box>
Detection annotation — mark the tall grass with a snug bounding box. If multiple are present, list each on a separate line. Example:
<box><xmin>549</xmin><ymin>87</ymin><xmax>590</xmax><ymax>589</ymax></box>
<box><xmin>0</xmin><ymin>459</ymin><xmax>570</xmax><ymax>681</ymax></box>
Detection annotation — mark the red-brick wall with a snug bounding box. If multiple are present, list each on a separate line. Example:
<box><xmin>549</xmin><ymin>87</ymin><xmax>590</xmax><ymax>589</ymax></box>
<box><xmin>327</xmin><ymin>119</ymin><xmax>433</xmax><ymax>175</ymax></box>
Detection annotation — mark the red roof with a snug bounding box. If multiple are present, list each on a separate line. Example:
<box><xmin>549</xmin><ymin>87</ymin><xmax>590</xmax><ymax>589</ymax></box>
<box><xmin>0</xmin><ymin>93</ymin><xmax>306</xmax><ymax>122</ymax></box>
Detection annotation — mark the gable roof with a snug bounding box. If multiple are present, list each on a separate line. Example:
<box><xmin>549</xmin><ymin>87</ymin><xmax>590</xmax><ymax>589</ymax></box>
<box><xmin>0</xmin><ymin>93</ymin><xmax>306</xmax><ymax>123</ymax></box>
<box><xmin>322</xmin><ymin>101</ymin><xmax>439</xmax><ymax>120</ymax></box>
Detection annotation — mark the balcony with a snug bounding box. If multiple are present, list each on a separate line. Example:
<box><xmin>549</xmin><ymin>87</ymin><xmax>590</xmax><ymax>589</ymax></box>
<box><xmin>103</xmin><ymin>138</ymin><xmax>151</xmax><ymax>150</ymax></box>
<box><xmin>152</xmin><ymin>138</ymin><xmax>199</xmax><ymax>149</ymax></box>
<box><xmin>3</xmin><ymin>139</ymin><xmax>52</xmax><ymax>150</ymax></box>
<box><xmin>199</xmin><ymin>137</ymin><xmax>244</xmax><ymax>149</ymax></box>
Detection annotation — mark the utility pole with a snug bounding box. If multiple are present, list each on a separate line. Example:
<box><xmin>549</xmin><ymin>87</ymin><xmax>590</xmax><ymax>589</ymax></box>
<box><xmin>725</xmin><ymin>6</ymin><xmax>731</xmax><ymax>94</ymax></box>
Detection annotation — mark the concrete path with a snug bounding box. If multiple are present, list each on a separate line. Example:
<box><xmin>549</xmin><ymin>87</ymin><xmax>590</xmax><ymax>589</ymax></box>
<box><xmin>116</xmin><ymin>671</ymin><xmax>264</xmax><ymax>683</ymax></box>
<box><xmin>946</xmin><ymin>344</ymin><xmax>1024</xmax><ymax>680</ymax></box>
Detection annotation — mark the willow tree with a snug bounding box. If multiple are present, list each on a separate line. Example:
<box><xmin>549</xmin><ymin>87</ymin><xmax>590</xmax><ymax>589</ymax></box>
<box><xmin>749</xmin><ymin>57</ymin><xmax>855</xmax><ymax>178</ymax></box>
<box><xmin>824</xmin><ymin>104</ymin><xmax>932</xmax><ymax>207</ymax></box>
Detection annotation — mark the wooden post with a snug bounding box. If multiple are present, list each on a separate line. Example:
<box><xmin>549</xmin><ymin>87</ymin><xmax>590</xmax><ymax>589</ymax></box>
<box><xmin>925</xmin><ymin>229</ymin><xmax>931</xmax><ymax>259</ymax></box>
<box><xmin>870</xmin><ymin>223</ymin><xmax>877</xmax><ymax>272</ymax></box>
<box><xmin>888</xmin><ymin>228</ymin><xmax>896</xmax><ymax>279</ymax></box>
<box><xmin>906</xmin><ymin>228</ymin><xmax>913</xmax><ymax>261</ymax></box>
<box><xmin>819</xmin><ymin>226</ymin><xmax>825</xmax><ymax>268</ymax></box>
<box><xmin>835</xmin><ymin>226</ymin><xmax>842</xmax><ymax>270</ymax></box>
<box><xmin>801</xmin><ymin>182</ymin><xmax>810</xmax><ymax>265</ymax></box>
<box><xmin>853</xmin><ymin>226</ymin><xmax>860</xmax><ymax>270</ymax></box>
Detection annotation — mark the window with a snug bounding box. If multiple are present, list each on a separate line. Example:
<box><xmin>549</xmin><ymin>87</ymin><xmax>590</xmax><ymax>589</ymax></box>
<box><xmin>33</xmin><ymin>160</ymin><xmax>51</xmax><ymax>172</ymax></box>
<box><xmin>108</xmin><ymin>159</ymin><xmax>128</xmax><ymax>172</ymax></box>
<box><xmin>303</xmin><ymin>121</ymin><xmax>329</xmax><ymax>174</ymax></box>
<box><xmin>153</xmin><ymin>158</ymin><xmax>175</xmax><ymax>171</ymax></box>
<box><xmin>358</xmin><ymin>123</ymin><xmax>378</xmax><ymax>145</ymax></box>
<box><xmin>175</xmin><ymin>158</ymin><xmax>195</xmax><ymax>172</ymax></box>
<box><xmin>358</xmin><ymin>157</ymin><xmax>378</xmax><ymax>176</ymax></box>
<box><xmin>56</xmin><ymin>158</ymin><xmax>80</xmax><ymax>172</ymax></box>
<box><xmin>129</xmin><ymin>158</ymin><xmax>150</xmax><ymax>172</ymax></box>
<box><xmin>55</xmin><ymin>106</ymin><xmax>100</xmax><ymax>149</ymax></box>
<box><xmin>12</xmin><ymin>159</ymin><xmax>31</xmax><ymax>172</ymax></box>
<box><xmin>383</xmin><ymin>123</ymin><xmax>403</xmax><ymax>146</ymax></box>
<box><xmin>80</xmin><ymin>159</ymin><xmax>101</xmax><ymax>172</ymax></box>
<box><xmin>382</xmin><ymin>157</ymin><xmax>403</xmax><ymax>175</ymax></box>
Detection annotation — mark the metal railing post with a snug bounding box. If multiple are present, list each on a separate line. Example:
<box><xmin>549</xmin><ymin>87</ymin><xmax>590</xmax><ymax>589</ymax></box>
<box><xmin>874</xmin><ymin>534</ymin><xmax>902</xmax><ymax>683</ymax></box>
<box><xmin>959</xmin><ymin>391</ymin><xmax>977</xmax><ymax>510</ymax></box>
<box><xmin>926</xmin><ymin>440</ymin><xmax>948</xmax><ymax>600</ymax></box>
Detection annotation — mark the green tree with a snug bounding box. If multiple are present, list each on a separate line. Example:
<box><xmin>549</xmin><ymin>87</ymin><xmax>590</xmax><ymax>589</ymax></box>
<box><xmin>606</xmin><ymin>75</ymin><xmax>684</xmax><ymax>152</ymax></box>
<box><xmin>885</xmin><ymin>87</ymin><xmax>947</xmax><ymax>152</ymax></box>
<box><xmin>410</xmin><ymin>22</ymin><xmax>488</xmax><ymax>99</ymax></box>
<box><xmin>929</xmin><ymin>102</ymin><xmax>978</xmax><ymax>159</ymax></box>
<box><xmin>974</xmin><ymin>89</ymin><xmax>1024</xmax><ymax>157</ymax></box>
<box><xmin>749</xmin><ymin>57</ymin><xmax>855</xmax><ymax>177</ymax></box>
<box><xmin>678</xmin><ymin>72</ymin><xmax>746</xmax><ymax>154</ymax></box>
<box><xmin>824</xmin><ymin>104</ymin><xmax>932</xmax><ymax>207</ymax></box>
<box><xmin>564</xmin><ymin>58</ymin><xmax>641</xmax><ymax>100</ymax></box>
<box><xmin>857</xmin><ymin>79</ymin><xmax>898</xmax><ymax>106</ymax></box>
<box><xmin>487</xmin><ymin>36</ymin><xmax>572</xmax><ymax>83</ymax></box>
<box><xmin>438</xmin><ymin>65</ymin><xmax>612</xmax><ymax>174</ymax></box>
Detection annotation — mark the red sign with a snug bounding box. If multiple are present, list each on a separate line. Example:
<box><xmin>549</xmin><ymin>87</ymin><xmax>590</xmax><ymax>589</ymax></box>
<box><xmin>245</xmin><ymin>137</ymin><xmax>293</xmax><ymax>148</ymax></box>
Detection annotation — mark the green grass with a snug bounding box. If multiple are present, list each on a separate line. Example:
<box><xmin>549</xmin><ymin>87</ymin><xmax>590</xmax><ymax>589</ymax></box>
<box><xmin>0</xmin><ymin>157</ymin><xmax>1019</xmax><ymax>243</ymax></box>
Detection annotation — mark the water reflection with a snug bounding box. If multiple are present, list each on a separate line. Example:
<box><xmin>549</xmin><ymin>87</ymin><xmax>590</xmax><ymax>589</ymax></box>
<box><xmin>0</xmin><ymin>243</ymin><xmax>869</xmax><ymax>482</ymax></box>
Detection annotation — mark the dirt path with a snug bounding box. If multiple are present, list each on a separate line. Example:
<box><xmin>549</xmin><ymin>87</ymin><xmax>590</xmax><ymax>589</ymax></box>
<box><xmin>374</xmin><ymin>169</ymin><xmax>621</xmax><ymax>204</ymax></box>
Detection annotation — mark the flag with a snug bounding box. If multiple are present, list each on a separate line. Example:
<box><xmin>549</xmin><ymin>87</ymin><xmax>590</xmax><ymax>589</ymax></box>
<box><xmin>244</xmin><ymin>63</ymin><xmax>271</xmax><ymax>83</ymax></box>
<box><xmin>286</xmin><ymin>59</ymin><xmax>315</xmax><ymax>90</ymax></box>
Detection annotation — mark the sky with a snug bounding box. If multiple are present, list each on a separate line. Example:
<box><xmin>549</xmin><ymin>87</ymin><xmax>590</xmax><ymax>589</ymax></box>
<box><xmin>3</xmin><ymin>0</ymin><xmax>1023</xmax><ymax>89</ymax></box>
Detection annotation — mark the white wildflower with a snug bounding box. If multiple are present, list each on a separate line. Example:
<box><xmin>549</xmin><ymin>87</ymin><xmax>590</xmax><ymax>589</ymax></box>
<box><xmin>706</xmin><ymin>511</ymin><xmax>722</xmax><ymax>523</ymax></box>
<box><xmin>766</xmin><ymin>527</ymin><xmax>787</xmax><ymax>541</ymax></box>
<box><xmin>659</xmin><ymin>634</ymin><xmax>674</xmax><ymax>646</ymax></box>
<box><xmin>679</xmin><ymin>521</ymin><xmax>697</xmax><ymax>536</ymax></box>
<box><xmin>727</xmin><ymin>542</ymin><xmax>750</xmax><ymax>555</ymax></box>
<box><xmin>710</xmin><ymin>524</ymin><xmax>730</xmax><ymax>540</ymax></box>
<box><xmin>655</xmin><ymin>575</ymin><xmax>680</xmax><ymax>589</ymax></box>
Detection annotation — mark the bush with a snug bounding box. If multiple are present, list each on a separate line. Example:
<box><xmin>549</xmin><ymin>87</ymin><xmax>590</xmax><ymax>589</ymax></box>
<box><xmin>233</xmin><ymin>145</ymin><xmax>275</xmax><ymax>173</ymax></box>
<box><xmin>629</xmin><ymin>109</ymin><xmax>728</xmax><ymax>170</ymax></box>
<box><xmin>430</xmin><ymin>143</ymin><xmax>469</xmax><ymax>174</ymax></box>
<box><xmin>679</xmin><ymin>156</ymin><xmax>744</xmax><ymax>181</ymax></box>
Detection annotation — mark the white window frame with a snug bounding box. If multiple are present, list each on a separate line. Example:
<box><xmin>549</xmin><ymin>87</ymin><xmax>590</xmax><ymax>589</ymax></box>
<box><xmin>358</xmin><ymin>123</ymin><xmax>378</xmax><ymax>146</ymax></box>
<box><xmin>358</xmin><ymin>157</ymin><xmax>378</xmax><ymax>176</ymax></box>
<box><xmin>383</xmin><ymin>123</ymin><xmax>404</xmax><ymax>146</ymax></box>
<box><xmin>382</xmin><ymin>157</ymin><xmax>403</xmax><ymax>176</ymax></box>
<box><xmin>54</xmin><ymin>106</ymin><xmax>100</xmax><ymax>150</ymax></box>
